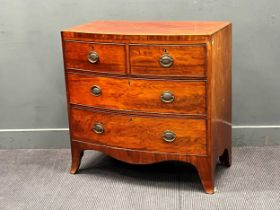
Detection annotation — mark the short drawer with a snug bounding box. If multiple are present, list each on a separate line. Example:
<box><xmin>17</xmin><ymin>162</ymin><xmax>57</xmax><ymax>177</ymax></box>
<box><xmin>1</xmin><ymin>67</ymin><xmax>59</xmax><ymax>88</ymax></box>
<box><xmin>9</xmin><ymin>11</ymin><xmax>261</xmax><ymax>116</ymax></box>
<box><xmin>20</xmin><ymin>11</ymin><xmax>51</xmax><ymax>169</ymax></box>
<box><xmin>70</xmin><ymin>108</ymin><xmax>207</xmax><ymax>155</ymax></box>
<box><xmin>63</xmin><ymin>41</ymin><xmax>126</xmax><ymax>74</ymax></box>
<box><xmin>130</xmin><ymin>44</ymin><xmax>206</xmax><ymax>77</ymax></box>
<box><xmin>67</xmin><ymin>73</ymin><xmax>206</xmax><ymax>115</ymax></box>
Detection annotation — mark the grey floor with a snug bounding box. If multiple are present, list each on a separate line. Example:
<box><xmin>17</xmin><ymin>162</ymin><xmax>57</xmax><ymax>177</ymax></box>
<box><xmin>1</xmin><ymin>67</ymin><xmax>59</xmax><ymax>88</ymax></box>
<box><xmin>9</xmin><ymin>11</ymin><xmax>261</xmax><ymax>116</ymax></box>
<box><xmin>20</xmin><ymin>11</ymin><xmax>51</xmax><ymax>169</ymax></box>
<box><xmin>0</xmin><ymin>146</ymin><xmax>279</xmax><ymax>210</ymax></box>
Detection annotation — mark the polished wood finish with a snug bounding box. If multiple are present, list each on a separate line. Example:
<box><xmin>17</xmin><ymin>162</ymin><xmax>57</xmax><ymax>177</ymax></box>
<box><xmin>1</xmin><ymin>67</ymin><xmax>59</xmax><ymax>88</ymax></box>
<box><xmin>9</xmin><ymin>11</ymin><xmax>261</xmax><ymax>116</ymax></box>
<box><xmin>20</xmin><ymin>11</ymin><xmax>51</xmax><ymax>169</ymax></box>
<box><xmin>61</xmin><ymin>21</ymin><xmax>232</xmax><ymax>194</ymax></box>
<box><xmin>130</xmin><ymin>44</ymin><xmax>206</xmax><ymax>77</ymax></box>
<box><xmin>64</xmin><ymin>41</ymin><xmax>126</xmax><ymax>73</ymax></box>
<box><xmin>70</xmin><ymin>139</ymin><xmax>214</xmax><ymax>193</ymax></box>
<box><xmin>210</xmin><ymin>24</ymin><xmax>232</xmax><ymax>167</ymax></box>
<box><xmin>67</xmin><ymin>73</ymin><xmax>206</xmax><ymax>115</ymax></box>
<box><xmin>62</xmin><ymin>21</ymin><xmax>231</xmax><ymax>42</ymax></box>
<box><xmin>70</xmin><ymin>107</ymin><xmax>207</xmax><ymax>155</ymax></box>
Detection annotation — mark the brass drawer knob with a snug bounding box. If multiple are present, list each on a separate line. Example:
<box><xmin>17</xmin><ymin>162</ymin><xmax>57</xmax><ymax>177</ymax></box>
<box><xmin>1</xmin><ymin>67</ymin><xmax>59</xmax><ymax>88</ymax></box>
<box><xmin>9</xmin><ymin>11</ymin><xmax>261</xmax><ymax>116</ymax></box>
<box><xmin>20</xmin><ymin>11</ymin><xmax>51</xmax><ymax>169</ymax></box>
<box><xmin>163</xmin><ymin>130</ymin><xmax>176</xmax><ymax>142</ymax></box>
<box><xmin>90</xmin><ymin>85</ymin><xmax>101</xmax><ymax>96</ymax></box>
<box><xmin>88</xmin><ymin>51</ymin><xmax>99</xmax><ymax>64</ymax></box>
<box><xmin>159</xmin><ymin>54</ymin><xmax>173</xmax><ymax>68</ymax></box>
<box><xmin>92</xmin><ymin>123</ymin><xmax>104</xmax><ymax>134</ymax></box>
<box><xmin>161</xmin><ymin>91</ymin><xmax>175</xmax><ymax>103</ymax></box>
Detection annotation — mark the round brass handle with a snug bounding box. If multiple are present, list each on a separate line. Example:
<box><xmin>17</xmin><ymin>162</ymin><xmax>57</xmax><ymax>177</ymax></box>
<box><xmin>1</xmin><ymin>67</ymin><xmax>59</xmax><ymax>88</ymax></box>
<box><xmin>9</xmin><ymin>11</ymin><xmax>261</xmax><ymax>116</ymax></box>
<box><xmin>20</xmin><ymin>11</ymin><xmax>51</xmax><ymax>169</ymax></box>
<box><xmin>88</xmin><ymin>51</ymin><xmax>99</xmax><ymax>64</ymax></box>
<box><xmin>92</xmin><ymin>123</ymin><xmax>104</xmax><ymax>134</ymax></box>
<box><xmin>163</xmin><ymin>130</ymin><xmax>176</xmax><ymax>142</ymax></box>
<box><xmin>90</xmin><ymin>85</ymin><xmax>101</xmax><ymax>96</ymax></box>
<box><xmin>161</xmin><ymin>91</ymin><xmax>175</xmax><ymax>103</ymax></box>
<box><xmin>159</xmin><ymin>54</ymin><xmax>173</xmax><ymax>68</ymax></box>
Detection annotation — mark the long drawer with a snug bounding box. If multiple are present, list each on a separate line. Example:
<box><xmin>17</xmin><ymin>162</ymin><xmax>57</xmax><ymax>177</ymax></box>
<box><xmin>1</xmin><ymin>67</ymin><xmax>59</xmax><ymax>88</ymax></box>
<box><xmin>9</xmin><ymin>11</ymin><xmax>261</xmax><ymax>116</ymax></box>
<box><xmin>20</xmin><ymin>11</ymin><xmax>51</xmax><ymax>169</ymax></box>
<box><xmin>70</xmin><ymin>108</ymin><xmax>207</xmax><ymax>155</ymax></box>
<box><xmin>67</xmin><ymin>73</ymin><xmax>206</xmax><ymax>115</ymax></box>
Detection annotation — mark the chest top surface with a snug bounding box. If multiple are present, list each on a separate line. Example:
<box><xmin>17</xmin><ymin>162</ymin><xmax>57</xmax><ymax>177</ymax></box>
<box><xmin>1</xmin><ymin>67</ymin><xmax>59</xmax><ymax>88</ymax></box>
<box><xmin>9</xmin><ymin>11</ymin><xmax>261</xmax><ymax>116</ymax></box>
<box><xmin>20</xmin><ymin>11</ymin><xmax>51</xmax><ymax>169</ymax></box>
<box><xmin>63</xmin><ymin>21</ymin><xmax>230</xmax><ymax>35</ymax></box>
<box><xmin>62</xmin><ymin>21</ymin><xmax>231</xmax><ymax>42</ymax></box>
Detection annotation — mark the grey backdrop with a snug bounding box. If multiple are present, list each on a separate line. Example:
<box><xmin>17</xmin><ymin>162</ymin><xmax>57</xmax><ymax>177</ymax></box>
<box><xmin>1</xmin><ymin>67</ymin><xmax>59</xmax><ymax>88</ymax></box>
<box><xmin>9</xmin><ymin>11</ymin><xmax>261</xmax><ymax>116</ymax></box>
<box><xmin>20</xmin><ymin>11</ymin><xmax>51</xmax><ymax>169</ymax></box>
<box><xmin>1</xmin><ymin>0</ymin><xmax>280</xmax><ymax>149</ymax></box>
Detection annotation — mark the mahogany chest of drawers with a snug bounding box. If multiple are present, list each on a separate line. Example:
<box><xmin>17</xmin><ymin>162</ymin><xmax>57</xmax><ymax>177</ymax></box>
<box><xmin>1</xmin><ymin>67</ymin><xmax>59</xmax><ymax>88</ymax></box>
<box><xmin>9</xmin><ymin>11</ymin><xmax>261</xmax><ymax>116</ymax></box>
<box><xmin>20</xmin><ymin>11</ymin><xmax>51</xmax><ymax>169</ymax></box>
<box><xmin>61</xmin><ymin>21</ymin><xmax>232</xmax><ymax>194</ymax></box>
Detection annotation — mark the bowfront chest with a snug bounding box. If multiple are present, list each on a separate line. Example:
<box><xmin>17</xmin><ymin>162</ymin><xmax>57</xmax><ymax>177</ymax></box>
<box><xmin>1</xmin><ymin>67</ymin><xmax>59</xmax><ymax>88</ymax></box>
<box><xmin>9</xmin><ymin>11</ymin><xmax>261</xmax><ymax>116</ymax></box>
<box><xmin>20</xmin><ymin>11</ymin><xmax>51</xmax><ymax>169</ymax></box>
<box><xmin>61</xmin><ymin>21</ymin><xmax>232</xmax><ymax>194</ymax></box>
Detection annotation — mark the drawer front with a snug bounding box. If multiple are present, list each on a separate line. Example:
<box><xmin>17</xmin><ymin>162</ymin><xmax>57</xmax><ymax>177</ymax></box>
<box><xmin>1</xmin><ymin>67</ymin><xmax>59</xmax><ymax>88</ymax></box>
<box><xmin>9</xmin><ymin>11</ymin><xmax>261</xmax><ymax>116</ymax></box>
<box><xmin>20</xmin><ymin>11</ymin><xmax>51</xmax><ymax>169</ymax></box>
<box><xmin>70</xmin><ymin>108</ymin><xmax>207</xmax><ymax>155</ymax></box>
<box><xmin>63</xmin><ymin>41</ymin><xmax>126</xmax><ymax>73</ymax></box>
<box><xmin>67</xmin><ymin>73</ymin><xmax>206</xmax><ymax>115</ymax></box>
<box><xmin>130</xmin><ymin>44</ymin><xmax>206</xmax><ymax>77</ymax></box>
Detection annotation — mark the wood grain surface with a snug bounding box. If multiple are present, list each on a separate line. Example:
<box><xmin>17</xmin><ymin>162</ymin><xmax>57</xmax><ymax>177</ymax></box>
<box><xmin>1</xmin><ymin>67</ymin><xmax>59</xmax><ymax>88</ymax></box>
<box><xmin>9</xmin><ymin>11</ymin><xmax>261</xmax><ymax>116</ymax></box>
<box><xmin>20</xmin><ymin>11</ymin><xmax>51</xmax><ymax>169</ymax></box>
<box><xmin>70</xmin><ymin>140</ymin><xmax>213</xmax><ymax>194</ymax></box>
<box><xmin>62</xmin><ymin>21</ymin><xmax>230</xmax><ymax>43</ymax></box>
<box><xmin>130</xmin><ymin>44</ymin><xmax>206</xmax><ymax>77</ymax></box>
<box><xmin>61</xmin><ymin>21</ymin><xmax>232</xmax><ymax>194</ymax></box>
<box><xmin>64</xmin><ymin>41</ymin><xmax>126</xmax><ymax>73</ymax></box>
<box><xmin>70</xmin><ymin>108</ymin><xmax>207</xmax><ymax>155</ymax></box>
<box><xmin>210</xmin><ymin>24</ymin><xmax>232</xmax><ymax>167</ymax></box>
<box><xmin>67</xmin><ymin>73</ymin><xmax>206</xmax><ymax>115</ymax></box>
